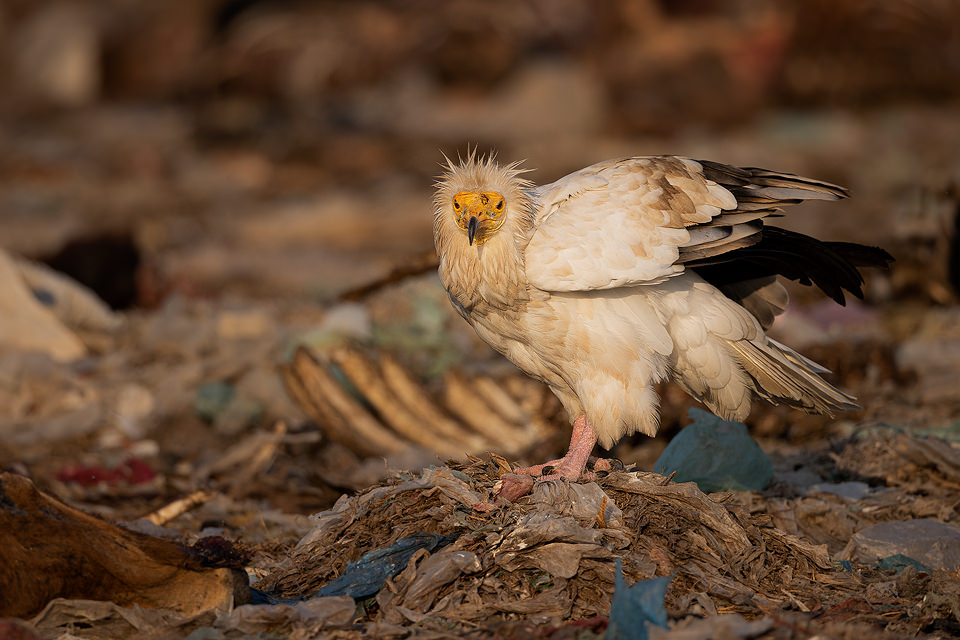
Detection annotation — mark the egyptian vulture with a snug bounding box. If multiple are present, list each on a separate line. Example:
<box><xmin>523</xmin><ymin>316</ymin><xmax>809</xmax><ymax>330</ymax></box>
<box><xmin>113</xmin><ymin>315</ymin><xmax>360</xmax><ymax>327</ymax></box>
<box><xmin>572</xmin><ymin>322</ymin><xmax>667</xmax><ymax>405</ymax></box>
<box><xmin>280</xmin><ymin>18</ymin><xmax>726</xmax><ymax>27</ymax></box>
<box><xmin>433</xmin><ymin>152</ymin><xmax>891</xmax><ymax>481</ymax></box>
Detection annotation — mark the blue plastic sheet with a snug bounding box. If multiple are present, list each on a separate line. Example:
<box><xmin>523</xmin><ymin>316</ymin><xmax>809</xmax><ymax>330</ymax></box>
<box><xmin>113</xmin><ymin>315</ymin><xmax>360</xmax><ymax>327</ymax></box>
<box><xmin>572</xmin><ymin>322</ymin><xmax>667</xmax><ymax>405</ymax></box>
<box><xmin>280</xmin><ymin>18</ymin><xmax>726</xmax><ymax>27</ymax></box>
<box><xmin>315</xmin><ymin>532</ymin><xmax>459</xmax><ymax>599</ymax></box>
<box><xmin>654</xmin><ymin>408</ymin><xmax>773</xmax><ymax>492</ymax></box>
<box><xmin>606</xmin><ymin>558</ymin><xmax>671</xmax><ymax>640</ymax></box>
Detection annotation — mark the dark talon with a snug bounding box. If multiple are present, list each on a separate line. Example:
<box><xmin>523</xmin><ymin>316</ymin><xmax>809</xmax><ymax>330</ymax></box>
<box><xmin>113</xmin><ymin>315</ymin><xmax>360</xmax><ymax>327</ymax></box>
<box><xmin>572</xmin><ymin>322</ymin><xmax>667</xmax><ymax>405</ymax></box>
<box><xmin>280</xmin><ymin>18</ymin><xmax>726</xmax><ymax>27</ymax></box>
<box><xmin>609</xmin><ymin>458</ymin><xmax>625</xmax><ymax>472</ymax></box>
<box><xmin>541</xmin><ymin>465</ymin><xmax>555</xmax><ymax>476</ymax></box>
<box><xmin>596</xmin><ymin>470</ymin><xmax>609</xmax><ymax>478</ymax></box>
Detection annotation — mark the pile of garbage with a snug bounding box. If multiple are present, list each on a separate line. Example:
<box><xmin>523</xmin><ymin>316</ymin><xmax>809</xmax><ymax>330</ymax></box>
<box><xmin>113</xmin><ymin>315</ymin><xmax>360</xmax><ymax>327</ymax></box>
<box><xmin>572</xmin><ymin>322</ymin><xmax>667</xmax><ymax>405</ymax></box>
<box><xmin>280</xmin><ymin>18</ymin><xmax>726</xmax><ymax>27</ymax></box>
<box><xmin>4</xmin><ymin>415</ymin><xmax>960</xmax><ymax>639</ymax></box>
<box><xmin>231</xmin><ymin>419</ymin><xmax>960</xmax><ymax>638</ymax></box>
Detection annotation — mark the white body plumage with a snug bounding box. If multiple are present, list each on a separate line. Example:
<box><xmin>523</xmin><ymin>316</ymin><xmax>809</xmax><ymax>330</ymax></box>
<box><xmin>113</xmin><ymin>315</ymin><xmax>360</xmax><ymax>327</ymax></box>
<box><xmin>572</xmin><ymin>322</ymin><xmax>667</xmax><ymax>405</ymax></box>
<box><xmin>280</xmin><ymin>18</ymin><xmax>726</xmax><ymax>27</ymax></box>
<box><xmin>433</xmin><ymin>153</ymin><xmax>863</xmax><ymax>451</ymax></box>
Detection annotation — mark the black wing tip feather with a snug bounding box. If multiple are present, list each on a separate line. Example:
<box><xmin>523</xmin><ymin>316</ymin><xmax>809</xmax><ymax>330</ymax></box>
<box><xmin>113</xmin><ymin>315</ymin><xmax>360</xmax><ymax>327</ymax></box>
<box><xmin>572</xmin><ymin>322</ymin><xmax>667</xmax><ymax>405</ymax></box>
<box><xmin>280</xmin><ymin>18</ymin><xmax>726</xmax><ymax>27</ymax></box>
<box><xmin>691</xmin><ymin>160</ymin><xmax>888</xmax><ymax>306</ymax></box>
<box><xmin>823</xmin><ymin>243</ymin><xmax>894</xmax><ymax>305</ymax></box>
<box><xmin>691</xmin><ymin>226</ymin><xmax>893</xmax><ymax>306</ymax></box>
<box><xmin>825</xmin><ymin>242</ymin><xmax>895</xmax><ymax>269</ymax></box>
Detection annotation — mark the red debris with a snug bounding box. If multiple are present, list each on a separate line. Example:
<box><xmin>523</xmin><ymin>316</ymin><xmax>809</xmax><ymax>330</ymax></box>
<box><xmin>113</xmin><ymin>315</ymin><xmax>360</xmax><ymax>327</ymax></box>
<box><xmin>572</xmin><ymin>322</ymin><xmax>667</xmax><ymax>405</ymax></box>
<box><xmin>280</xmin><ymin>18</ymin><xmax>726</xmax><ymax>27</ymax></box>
<box><xmin>55</xmin><ymin>458</ymin><xmax>157</xmax><ymax>487</ymax></box>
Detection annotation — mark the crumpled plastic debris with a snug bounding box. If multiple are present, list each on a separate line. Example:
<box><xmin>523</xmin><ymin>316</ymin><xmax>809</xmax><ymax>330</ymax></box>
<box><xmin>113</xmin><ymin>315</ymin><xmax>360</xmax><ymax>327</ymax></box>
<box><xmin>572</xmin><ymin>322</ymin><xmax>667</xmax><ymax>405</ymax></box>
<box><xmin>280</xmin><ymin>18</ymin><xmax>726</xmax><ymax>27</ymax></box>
<box><xmin>213</xmin><ymin>596</ymin><xmax>356</xmax><ymax>634</ymax></box>
<box><xmin>647</xmin><ymin>613</ymin><xmax>773</xmax><ymax>640</ymax></box>
<box><xmin>396</xmin><ymin>549</ymin><xmax>481</xmax><ymax>611</ymax></box>
<box><xmin>316</xmin><ymin>532</ymin><xmax>459</xmax><ymax>599</ymax></box>
<box><xmin>841</xmin><ymin>519</ymin><xmax>960</xmax><ymax>570</ymax></box>
<box><xmin>0</xmin><ymin>249</ymin><xmax>86</xmax><ymax>362</ymax></box>
<box><xmin>886</xmin><ymin>431</ymin><xmax>960</xmax><ymax>484</ymax></box>
<box><xmin>256</xmin><ymin>455</ymin><xmax>887</xmax><ymax>634</ymax></box>
<box><xmin>30</xmin><ymin>599</ymin><xmax>212</xmax><ymax>640</ymax></box>
<box><xmin>806</xmin><ymin>481</ymin><xmax>873</xmax><ymax>501</ymax></box>
<box><xmin>654</xmin><ymin>408</ymin><xmax>773</xmax><ymax>492</ymax></box>
<box><xmin>495</xmin><ymin>510</ymin><xmax>627</xmax><ymax>579</ymax></box>
<box><xmin>0</xmin><ymin>353</ymin><xmax>102</xmax><ymax>448</ymax></box>
<box><xmin>375</xmin><ymin>547</ymin><xmax>482</xmax><ymax>623</ymax></box>
<box><xmin>606</xmin><ymin>558</ymin><xmax>670</xmax><ymax>640</ymax></box>
<box><xmin>295</xmin><ymin>467</ymin><xmax>483</xmax><ymax>554</ymax></box>
<box><xmin>526</xmin><ymin>480</ymin><xmax>624</xmax><ymax>528</ymax></box>
<box><xmin>16</xmin><ymin>256</ymin><xmax>123</xmax><ymax>333</ymax></box>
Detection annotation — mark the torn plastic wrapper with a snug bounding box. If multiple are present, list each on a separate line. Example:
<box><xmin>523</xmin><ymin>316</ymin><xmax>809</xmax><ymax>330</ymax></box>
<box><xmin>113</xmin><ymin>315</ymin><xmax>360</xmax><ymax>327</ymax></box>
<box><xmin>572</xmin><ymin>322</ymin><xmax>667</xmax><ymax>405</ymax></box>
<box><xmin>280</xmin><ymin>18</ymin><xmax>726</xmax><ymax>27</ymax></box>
<box><xmin>315</xmin><ymin>532</ymin><xmax>459</xmax><ymax>599</ymax></box>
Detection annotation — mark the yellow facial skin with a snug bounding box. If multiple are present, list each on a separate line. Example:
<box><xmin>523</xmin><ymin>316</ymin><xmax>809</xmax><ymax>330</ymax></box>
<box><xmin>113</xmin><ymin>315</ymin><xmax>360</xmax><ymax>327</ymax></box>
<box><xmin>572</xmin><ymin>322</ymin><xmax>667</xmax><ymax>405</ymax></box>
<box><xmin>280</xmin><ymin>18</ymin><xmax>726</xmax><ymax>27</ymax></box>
<box><xmin>453</xmin><ymin>191</ymin><xmax>506</xmax><ymax>246</ymax></box>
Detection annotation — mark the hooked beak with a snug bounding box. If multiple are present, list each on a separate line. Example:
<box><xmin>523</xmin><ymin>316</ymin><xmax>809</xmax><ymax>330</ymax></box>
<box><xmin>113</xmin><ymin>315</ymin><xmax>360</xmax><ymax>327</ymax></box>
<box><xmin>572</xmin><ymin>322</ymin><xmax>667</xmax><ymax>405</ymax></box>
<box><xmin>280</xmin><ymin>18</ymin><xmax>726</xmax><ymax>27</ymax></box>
<box><xmin>468</xmin><ymin>216</ymin><xmax>479</xmax><ymax>246</ymax></box>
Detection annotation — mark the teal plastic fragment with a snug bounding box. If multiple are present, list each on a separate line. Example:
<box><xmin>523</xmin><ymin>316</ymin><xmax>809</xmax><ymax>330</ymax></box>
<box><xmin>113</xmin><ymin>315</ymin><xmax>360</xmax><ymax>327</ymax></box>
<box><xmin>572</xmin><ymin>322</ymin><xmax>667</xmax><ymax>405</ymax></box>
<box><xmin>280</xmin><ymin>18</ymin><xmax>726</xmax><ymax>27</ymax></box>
<box><xmin>654</xmin><ymin>408</ymin><xmax>773</xmax><ymax>493</ymax></box>
<box><xmin>606</xmin><ymin>558</ymin><xmax>671</xmax><ymax>640</ymax></box>
<box><xmin>194</xmin><ymin>382</ymin><xmax>235</xmax><ymax>422</ymax></box>
<box><xmin>876</xmin><ymin>553</ymin><xmax>931</xmax><ymax>573</ymax></box>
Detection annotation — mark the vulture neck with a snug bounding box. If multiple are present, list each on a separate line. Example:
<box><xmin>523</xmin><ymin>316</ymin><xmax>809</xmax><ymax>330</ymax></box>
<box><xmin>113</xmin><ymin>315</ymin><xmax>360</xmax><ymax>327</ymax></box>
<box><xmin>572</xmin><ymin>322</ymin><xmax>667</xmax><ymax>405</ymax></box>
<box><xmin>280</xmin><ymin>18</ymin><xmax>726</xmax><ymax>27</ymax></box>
<box><xmin>439</xmin><ymin>194</ymin><xmax>537</xmax><ymax>312</ymax></box>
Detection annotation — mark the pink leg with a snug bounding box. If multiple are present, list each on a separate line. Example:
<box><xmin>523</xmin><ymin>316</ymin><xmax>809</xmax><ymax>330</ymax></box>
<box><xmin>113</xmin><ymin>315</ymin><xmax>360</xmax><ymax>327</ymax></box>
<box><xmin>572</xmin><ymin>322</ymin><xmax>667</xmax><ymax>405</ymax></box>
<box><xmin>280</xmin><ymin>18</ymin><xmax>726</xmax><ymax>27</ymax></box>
<box><xmin>542</xmin><ymin>416</ymin><xmax>597</xmax><ymax>480</ymax></box>
<box><xmin>512</xmin><ymin>415</ymin><xmax>587</xmax><ymax>476</ymax></box>
<box><xmin>496</xmin><ymin>416</ymin><xmax>603</xmax><ymax>500</ymax></box>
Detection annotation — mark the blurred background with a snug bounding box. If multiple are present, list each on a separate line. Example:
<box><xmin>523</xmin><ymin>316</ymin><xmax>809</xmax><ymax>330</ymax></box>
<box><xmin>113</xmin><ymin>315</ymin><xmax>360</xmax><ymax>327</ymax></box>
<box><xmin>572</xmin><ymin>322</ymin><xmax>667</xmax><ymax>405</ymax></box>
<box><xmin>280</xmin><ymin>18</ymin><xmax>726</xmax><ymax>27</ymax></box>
<box><xmin>2</xmin><ymin>0</ymin><xmax>959</xmax><ymax>301</ymax></box>
<box><xmin>1</xmin><ymin>0</ymin><xmax>960</xmax><ymax>514</ymax></box>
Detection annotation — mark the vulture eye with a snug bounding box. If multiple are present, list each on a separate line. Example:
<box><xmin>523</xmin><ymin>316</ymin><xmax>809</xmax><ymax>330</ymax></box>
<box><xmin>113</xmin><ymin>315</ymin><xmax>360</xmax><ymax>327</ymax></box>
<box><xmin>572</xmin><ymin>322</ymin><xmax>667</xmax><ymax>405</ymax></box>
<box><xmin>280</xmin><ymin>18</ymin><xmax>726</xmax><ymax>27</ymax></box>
<box><xmin>495</xmin><ymin>201</ymin><xmax>504</xmax><ymax>210</ymax></box>
<box><xmin>453</xmin><ymin>200</ymin><xmax>460</xmax><ymax>210</ymax></box>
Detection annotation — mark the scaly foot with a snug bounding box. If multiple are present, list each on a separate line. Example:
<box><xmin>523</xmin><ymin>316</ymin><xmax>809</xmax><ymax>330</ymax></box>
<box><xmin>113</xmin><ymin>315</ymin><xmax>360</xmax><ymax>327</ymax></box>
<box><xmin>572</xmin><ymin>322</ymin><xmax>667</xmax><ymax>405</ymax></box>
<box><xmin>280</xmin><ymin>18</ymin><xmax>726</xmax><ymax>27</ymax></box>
<box><xmin>496</xmin><ymin>415</ymin><xmax>603</xmax><ymax>500</ymax></box>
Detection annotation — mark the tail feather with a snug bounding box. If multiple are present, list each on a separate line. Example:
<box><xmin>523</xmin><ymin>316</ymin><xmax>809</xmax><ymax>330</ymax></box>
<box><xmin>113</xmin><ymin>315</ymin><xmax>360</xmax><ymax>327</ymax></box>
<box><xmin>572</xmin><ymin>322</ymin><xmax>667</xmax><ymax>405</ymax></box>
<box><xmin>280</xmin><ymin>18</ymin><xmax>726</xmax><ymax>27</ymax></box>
<box><xmin>767</xmin><ymin>337</ymin><xmax>831</xmax><ymax>375</ymax></box>
<box><xmin>727</xmin><ymin>338</ymin><xmax>859</xmax><ymax>416</ymax></box>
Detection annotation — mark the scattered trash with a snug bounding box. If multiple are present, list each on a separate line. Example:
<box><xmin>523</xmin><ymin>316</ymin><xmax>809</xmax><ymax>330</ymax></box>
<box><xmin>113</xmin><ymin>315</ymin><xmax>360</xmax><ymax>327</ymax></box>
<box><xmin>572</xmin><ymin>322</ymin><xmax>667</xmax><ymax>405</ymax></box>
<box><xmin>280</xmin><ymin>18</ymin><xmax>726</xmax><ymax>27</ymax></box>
<box><xmin>2</xmin><ymin>7</ymin><xmax>960</xmax><ymax>636</ymax></box>
<box><xmin>259</xmin><ymin>460</ymin><xmax>837</xmax><ymax>632</ymax></box>
<box><xmin>213</xmin><ymin>596</ymin><xmax>356</xmax><ymax>635</ymax></box>
<box><xmin>0</xmin><ymin>249</ymin><xmax>86</xmax><ymax>362</ymax></box>
<box><xmin>285</xmin><ymin>302</ymin><xmax>372</xmax><ymax>358</ymax></box>
<box><xmin>55</xmin><ymin>457</ymin><xmax>157</xmax><ymax>487</ymax></box>
<box><xmin>806</xmin><ymin>481</ymin><xmax>873</xmax><ymax>501</ymax></box>
<box><xmin>606</xmin><ymin>558</ymin><xmax>670</xmax><ymax>640</ymax></box>
<box><xmin>31</xmin><ymin>599</ymin><xmax>210</xmax><ymax>640</ymax></box>
<box><xmin>654</xmin><ymin>408</ymin><xmax>774</xmax><ymax>492</ymax></box>
<box><xmin>15</xmin><ymin>255</ymin><xmax>124</xmax><ymax>333</ymax></box>
<box><xmin>316</xmin><ymin>532</ymin><xmax>459</xmax><ymax>599</ymax></box>
<box><xmin>215</xmin><ymin>307</ymin><xmax>270</xmax><ymax>341</ymax></box>
<box><xmin>0</xmin><ymin>353</ymin><xmax>102</xmax><ymax>448</ymax></box>
<box><xmin>841</xmin><ymin>519</ymin><xmax>960</xmax><ymax>571</ymax></box>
